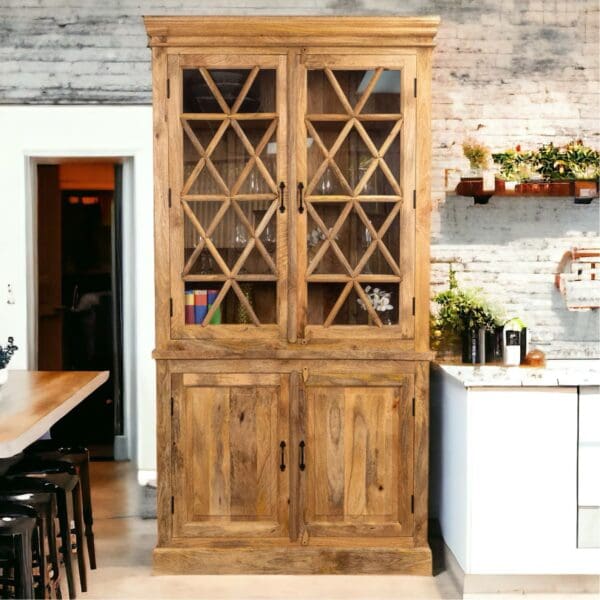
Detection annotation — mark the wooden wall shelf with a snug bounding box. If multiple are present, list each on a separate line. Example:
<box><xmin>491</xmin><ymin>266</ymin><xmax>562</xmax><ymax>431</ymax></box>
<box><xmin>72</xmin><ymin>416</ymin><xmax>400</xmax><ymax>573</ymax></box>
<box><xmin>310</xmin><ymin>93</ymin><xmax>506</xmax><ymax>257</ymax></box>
<box><xmin>453</xmin><ymin>190</ymin><xmax>598</xmax><ymax>205</ymax></box>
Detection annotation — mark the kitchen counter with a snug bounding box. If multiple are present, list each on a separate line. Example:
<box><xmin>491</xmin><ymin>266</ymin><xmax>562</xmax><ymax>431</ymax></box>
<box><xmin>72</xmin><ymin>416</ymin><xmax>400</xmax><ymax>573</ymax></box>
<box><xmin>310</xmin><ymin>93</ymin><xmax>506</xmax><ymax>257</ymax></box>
<box><xmin>435</xmin><ymin>359</ymin><xmax>600</xmax><ymax>387</ymax></box>
<box><xmin>430</xmin><ymin>363</ymin><xmax>600</xmax><ymax>595</ymax></box>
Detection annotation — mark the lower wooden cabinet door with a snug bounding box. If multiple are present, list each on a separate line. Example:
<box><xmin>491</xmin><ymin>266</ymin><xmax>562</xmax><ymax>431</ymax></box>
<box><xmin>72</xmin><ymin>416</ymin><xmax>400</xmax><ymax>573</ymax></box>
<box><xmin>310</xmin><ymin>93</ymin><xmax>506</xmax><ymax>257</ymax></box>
<box><xmin>171</xmin><ymin>372</ymin><xmax>289</xmax><ymax>538</ymax></box>
<box><xmin>300</xmin><ymin>372</ymin><xmax>414</xmax><ymax>540</ymax></box>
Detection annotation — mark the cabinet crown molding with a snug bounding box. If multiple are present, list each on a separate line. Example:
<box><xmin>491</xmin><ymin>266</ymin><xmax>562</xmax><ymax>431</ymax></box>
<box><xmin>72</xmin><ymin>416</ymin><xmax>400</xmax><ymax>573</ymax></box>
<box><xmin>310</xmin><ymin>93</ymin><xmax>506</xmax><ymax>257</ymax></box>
<box><xmin>143</xmin><ymin>16</ymin><xmax>440</xmax><ymax>48</ymax></box>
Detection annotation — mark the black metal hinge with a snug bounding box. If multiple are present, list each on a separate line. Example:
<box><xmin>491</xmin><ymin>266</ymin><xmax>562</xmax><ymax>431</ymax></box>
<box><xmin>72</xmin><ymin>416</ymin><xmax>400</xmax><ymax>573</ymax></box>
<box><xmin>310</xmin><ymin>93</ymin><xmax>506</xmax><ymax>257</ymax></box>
<box><xmin>169</xmin><ymin>298</ymin><xmax>173</xmax><ymax>317</ymax></box>
<box><xmin>412</xmin><ymin>397</ymin><xmax>416</xmax><ymax>417</ymax></box>
<box><xmin>170</xmin><ymin>397</ymin><xmax>174</xmax><ymax>417</ymax></box>
<box><xmin>414</xmin><ymin>78</ymin><xmax>417</xmax><ymax>98</ymax></box>
<box><xmin>171</xmin><ymin>496</ymin><xmax>175</xmax><ymax>514</ymax></box>
<box><xmin>411</xmin><ymin>495</ymin><xmax>415</xmax><ymax>513</ymax></box>
<box><xmin>413</xmin><ymin>189</ymin><xmax>416</xmax><ymax>209</ymax></box>
<box><xmin>167</xmin><ymin>78</ymin><xmax>170</xmax><ymax>99</ymax></box>
<box><xmin>412</xmin><ymin>297</ymin><xmax>416</xmax><ymax>316</ymax></box>
<box><xmin>168</xmin><ymin>188</ymin><xmax>172</xmax><ymax>208</ymax></box>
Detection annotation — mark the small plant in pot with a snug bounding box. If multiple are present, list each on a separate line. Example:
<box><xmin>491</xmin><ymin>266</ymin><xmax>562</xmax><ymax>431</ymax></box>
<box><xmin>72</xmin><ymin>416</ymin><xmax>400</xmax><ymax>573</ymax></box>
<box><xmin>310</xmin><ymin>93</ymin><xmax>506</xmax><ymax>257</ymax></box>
<box><xmin>432</xmin><ymin>269</ymin><xmax>504</xmax><ymax>364</ymax></box>
<box><xmin>565</xmin><ymin>140</ymin><xmax>600</xmax><ymax>200</ymax></box>
<box><xmin>0</xmin><ymin>337</ymin><xmax>18</xmax><ymax>386</ymax></box>
<box><xmin>457</xmin><ymin>138</ymin><xmax>490</xmax><ymax>196</ymax></box>
<box><xmin>492</xmin><ymin>146</ymin><xmax>529</xmax><ymax>192</ymax></box>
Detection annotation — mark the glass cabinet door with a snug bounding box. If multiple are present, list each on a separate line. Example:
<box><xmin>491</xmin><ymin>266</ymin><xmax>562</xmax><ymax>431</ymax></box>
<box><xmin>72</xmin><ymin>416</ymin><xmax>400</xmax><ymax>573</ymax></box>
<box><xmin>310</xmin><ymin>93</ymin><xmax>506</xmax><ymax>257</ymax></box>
<box><xmin>297</xmin><ymin>56</ymin><xmax>416</xmax><ymax>340</ymax></box>
<box><xmin>168</xmin><ymin>55</ymin><xmax>287</xmax><ymax>338</ymax></box>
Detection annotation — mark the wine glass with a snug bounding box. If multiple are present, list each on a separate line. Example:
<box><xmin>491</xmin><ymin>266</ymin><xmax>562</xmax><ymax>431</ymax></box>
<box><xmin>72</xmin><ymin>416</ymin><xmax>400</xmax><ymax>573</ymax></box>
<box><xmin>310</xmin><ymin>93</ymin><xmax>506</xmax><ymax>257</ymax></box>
<box><xmin>360</xmin><ymin>225</ymin><xmax>373</xmax><ymax>274</ymax></box>
<box><xmin>261</xmin><ymin>219</ymin><xmax>276</xmax><ymax>255</ymax></box>
<box><xmin>234</xmin><ymin>223</ymin><xmax>249</xmax><ymax>273</ymax></box>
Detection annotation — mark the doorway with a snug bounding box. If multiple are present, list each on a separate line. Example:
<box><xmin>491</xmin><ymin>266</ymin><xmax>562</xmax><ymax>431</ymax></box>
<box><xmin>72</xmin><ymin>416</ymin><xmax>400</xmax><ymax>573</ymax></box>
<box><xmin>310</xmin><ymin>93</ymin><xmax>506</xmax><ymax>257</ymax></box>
<box><xmin>37</xmin><ymin>161</ymin><xmax>124</xmax><ymax>459</ymax></box>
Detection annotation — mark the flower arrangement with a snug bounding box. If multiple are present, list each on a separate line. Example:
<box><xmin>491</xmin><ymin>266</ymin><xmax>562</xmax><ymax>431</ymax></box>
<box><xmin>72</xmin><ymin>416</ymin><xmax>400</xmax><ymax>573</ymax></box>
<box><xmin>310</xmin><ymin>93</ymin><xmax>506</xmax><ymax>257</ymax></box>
<box><xmin>462</xmin><ymin>138</ymin><xmax>490</xmax><ymax>172</ymax></box>
<box><xmin>307</xmin><ymin>227</ymin><xmax>326</xmax><ymax>247</ymax></box>
<box><xmin>0</xmin><ymin>337</ymin><xmax>18</xmax><ymax>370</ymax></box>
<box><xmin>357</xmin><ymin>286</ymin><xmax>394</xmax><ymax>314</ymax></box>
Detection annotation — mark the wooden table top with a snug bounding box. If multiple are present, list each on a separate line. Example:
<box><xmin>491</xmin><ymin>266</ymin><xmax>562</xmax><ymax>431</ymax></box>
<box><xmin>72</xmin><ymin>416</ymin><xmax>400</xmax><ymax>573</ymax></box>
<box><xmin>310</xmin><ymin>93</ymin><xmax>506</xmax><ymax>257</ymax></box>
<box><xmin>0</xmin><ymin>370</ymin><xmax>109</xmax><ymax>458</ymax></box>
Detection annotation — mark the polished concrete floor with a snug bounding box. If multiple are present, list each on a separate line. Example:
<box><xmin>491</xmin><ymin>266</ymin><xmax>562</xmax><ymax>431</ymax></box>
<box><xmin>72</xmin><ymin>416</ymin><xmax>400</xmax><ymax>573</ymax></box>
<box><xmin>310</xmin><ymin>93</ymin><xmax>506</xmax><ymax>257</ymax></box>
<box><xmin>83</xmin><ymin>461</ymin><xmax>584</xmax><ymax>600</ymax></box>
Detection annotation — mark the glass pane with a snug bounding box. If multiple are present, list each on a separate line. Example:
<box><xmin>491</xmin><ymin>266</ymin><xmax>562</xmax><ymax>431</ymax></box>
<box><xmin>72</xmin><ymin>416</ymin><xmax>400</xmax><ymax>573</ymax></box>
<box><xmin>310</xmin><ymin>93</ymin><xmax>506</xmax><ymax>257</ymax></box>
<box><xmin>183</xmin><ymin>282</ymin><xmax>276</xmax><ymax>325</ymax></box>
<box><xmin>183</xmin><ymin>69</ymin><xmax>276</xmax><ymax>114</ymax></box>
<box><xmin>183</xmin><ymin>199</ymin><xmax>276</xmax><ymax>274</ymax></box>
<box><xmin>307</xmin><ymin>282</ymin><xmax>399</xmax><ymax>326</ymax></box>
<box><xmin>307</xmin><ymin>69</ymin><xmax>400</xmax><ymax>116</ymax></box>
<box><xmin>355</xmin><ymin>69</ymin><xmax>401</xmax><ymax>114</ymax></box>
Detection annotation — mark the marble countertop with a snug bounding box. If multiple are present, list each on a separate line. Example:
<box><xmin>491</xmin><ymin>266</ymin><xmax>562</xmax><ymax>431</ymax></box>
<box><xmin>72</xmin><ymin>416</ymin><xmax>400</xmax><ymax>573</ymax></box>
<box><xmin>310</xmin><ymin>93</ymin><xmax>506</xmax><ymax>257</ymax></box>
<box><xmin>434</xmin><ymin>360</ymin><xmax>600</xmax><ymax>387</ymax></box>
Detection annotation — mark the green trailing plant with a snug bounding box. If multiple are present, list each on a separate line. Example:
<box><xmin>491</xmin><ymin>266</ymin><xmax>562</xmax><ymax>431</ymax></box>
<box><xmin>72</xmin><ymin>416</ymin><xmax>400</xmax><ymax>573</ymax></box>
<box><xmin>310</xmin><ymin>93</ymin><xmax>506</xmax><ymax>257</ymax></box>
<box><xmin>462</xmin><ymin>138</ymin><xmax>490</xmax><ymax>171</ymax></box>
<box><xmin>432</xmin><ymin>268</ymin><xmax>503</xmax><ymax>335</ymax></box>
<box><xmin>0</xmin><ymin>337</ymin><xmax>17</xmax><ymax>369</ymax></box>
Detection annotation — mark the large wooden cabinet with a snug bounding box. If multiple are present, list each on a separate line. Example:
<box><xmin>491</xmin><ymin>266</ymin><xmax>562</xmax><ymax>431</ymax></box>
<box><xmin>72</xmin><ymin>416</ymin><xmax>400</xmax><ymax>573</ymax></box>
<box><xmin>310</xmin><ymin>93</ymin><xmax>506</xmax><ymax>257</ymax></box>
<box><xmin>146</xmin><ymin>16</ymin><xmax>439</xmax><ymax>574</ymax></box>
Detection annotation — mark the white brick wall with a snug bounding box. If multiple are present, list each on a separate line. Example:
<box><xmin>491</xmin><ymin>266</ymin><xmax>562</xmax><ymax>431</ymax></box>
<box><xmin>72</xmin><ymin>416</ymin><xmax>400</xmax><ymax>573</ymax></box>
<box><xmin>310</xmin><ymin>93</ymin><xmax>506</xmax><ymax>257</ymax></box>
<box><xmin>1</xmin><ymin>0</ymin><xmax>598</xmax><ymax>357</ymax></box>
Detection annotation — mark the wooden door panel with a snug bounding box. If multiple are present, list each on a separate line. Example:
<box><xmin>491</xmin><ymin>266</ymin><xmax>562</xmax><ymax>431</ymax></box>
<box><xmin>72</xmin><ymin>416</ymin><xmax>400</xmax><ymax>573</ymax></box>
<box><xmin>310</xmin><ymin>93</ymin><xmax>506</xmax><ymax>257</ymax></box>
<box><xmin>173</xmin><ymin>374</ymin><xmax>288</xmax><ymax>538</ymax></box>
<box><xmin>304</xmin><ymin>375</ymin><xmax>413</xmax><ymax>538</ymax></box>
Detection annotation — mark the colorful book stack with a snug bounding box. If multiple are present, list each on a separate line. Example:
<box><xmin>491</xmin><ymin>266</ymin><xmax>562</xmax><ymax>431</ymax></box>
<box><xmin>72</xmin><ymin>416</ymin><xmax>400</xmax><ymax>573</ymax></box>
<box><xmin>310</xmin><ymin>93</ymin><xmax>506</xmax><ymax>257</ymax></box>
<box><xmin>184</xmin><ymin>289</ymin><xmax>222</xmax><ymax>325</ymax></box>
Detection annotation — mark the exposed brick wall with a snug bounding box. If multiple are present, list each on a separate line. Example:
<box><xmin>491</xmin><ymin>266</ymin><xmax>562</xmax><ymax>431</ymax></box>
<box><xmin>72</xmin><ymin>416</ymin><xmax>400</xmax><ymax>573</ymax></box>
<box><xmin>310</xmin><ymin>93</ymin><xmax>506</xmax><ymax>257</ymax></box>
<box><xmin>1</xmin><ymin>0</ymin><xmax>598</xmax><ymax>357</ymax></box>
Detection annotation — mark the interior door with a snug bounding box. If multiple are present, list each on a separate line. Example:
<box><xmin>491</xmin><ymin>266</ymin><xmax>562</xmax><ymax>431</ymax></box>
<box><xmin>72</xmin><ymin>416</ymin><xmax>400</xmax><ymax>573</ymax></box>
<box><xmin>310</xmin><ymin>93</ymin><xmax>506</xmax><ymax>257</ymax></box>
<box><xmin>295</xmin><ymin>54</ymin><xmax>417</xmax><ymax>342</ymax></box>
<box><xmin>171</xmin><ymin>372</ymin><xmax>289</xmax><ymax>539</ymax></box>
<box><xmin>301</xmin><ymin>371</ymin><xmax>414</xmax><ymax>539</ymax></box>
<box><xmin>37</xmin><ymin>164</ymin><xmax>63</xmax><ymax>369</ymax></box>
<box><xmin>167</xmin><ymin>53</ymin><xmax>288</xmax><ymax>340</ymax></box>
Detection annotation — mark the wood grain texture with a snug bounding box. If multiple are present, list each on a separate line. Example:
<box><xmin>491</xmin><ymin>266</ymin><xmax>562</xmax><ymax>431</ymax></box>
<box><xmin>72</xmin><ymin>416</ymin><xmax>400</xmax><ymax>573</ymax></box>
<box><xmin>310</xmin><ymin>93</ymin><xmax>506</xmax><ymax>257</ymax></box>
<box><xmin>148</xmin><ymin>16</ymin><xmax>437</xmax><ymax>574</ymax></box>
<box><xmin>153</xmin><ymin>544</ymin><xmax>432</xmax><ymax>574</ymax></box>
<box><xmin>156</xmin><ymin>361</ymin><xmax>172</xmax><ymax>546</ymax></box>
<box><xmin>0</xmin><ymin>371</ymin><xmax>109</xmax><ymax>458</ymax></box>
<box><xmin>172</xmin><ymin>373</ymin><xmax>288</xmax><ymax>539</ymax></box>
<box><xmin>414</xmin><ymin>48</ymin><xmax>433</xmax><ymax>353</ymax></box>
<box><xmin>152</xmin><ymin>46</ymin><xmax>171</xmax><ymax>349</ymax></box>
<box><xmin>304</xmin><ymin>375</ymin><xmax>413</xmax><ymax>539</ymax></box>
<box><xmin>144</xmin><ymin>17</ymin><xmax>440</xmax><ymax>48</ymax></box>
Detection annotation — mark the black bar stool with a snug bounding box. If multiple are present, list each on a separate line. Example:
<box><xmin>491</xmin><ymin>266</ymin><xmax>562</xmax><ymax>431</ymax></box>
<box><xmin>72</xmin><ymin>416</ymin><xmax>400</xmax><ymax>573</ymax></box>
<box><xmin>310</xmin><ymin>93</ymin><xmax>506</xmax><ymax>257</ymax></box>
<box><xmin>7</xmin><ymin>459</ymin><xmax>86</xmax><ymax>598</ymax></box>
<box><xmin>24</xmin><ymin>442</ymin><xmax>96</xmax><ymax>570</ymax></box>
<box><xmin>0</xmin><ymin>502</ymin><xmax>38</xmax><ymax>600</ymax></box>
<box><xmin>0</xmin><ymin>478</ymin><xmax>63</xmax><ymax>599</ymax></box>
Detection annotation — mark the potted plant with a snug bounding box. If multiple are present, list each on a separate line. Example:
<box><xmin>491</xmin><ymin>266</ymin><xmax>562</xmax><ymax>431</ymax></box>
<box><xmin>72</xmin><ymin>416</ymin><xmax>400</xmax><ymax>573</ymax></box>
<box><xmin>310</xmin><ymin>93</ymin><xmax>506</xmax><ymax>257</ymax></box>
<box><xmin>432</xmin><ymin>269</ymin><xmax>503</xmax><ymax>364</ymax></box>
<box><xmin>492</xmin><ymin>146</ymin><xmax>528</xmax><ymax>192</ymax></box>
<box><xmin>565</xmin><ymin>140</ymin><xmax>600</xmax><ymax>200</ymax></box>
<box><xmin>457</xmin><ymin>138</ymin><xmax>490</xmax><ymax>196</ymax></box>
<box><xmin>0</xmin><ymin>337</ymin><xmax>18</xmax><ymax>386</ymax></box>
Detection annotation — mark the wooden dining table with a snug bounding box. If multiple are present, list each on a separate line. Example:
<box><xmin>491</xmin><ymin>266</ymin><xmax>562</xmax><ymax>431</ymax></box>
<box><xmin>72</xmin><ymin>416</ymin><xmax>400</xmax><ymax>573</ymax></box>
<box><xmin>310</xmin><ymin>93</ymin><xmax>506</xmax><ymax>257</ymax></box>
<box><xmin>0</xmin><ymin>370</ymin><xmax>109</xmax><ymax>460</ymax></box>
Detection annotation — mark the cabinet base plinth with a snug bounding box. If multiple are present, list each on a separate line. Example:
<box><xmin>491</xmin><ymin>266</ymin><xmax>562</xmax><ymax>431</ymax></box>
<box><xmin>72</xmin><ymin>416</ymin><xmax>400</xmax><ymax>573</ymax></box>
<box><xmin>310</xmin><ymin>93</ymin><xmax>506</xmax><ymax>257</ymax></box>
<box><xmin>153</xmin><ymin>544</ymin><xmax>432</xmax><ymax>575</ymax></box>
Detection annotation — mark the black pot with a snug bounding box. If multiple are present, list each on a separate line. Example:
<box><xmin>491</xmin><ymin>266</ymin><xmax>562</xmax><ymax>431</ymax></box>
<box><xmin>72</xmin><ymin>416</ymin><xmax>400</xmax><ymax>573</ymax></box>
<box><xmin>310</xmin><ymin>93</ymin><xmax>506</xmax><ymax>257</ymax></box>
<box><xmin>462</xmin><ymin>328</ymin><xmax>484</xmax><ymax>364</ymax></box>
<box><xmin>485</xmin><ymin>326</ymin><xmax>504</xmax><ymax>363</ymax></box>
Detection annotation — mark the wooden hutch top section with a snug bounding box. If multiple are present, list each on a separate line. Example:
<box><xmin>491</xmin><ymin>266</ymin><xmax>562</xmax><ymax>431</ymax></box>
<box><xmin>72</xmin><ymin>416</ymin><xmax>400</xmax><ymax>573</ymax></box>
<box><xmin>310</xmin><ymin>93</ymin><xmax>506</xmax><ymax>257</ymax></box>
<box><xmin>144</xmin><ymin>16</ymin><xmax>440</xmax><ymax>48</ymax></box>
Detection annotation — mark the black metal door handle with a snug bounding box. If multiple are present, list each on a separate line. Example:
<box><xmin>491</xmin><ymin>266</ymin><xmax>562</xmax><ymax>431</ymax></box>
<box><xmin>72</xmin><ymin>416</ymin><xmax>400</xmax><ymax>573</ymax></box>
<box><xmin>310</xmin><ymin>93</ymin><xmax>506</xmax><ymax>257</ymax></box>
<box><xmin>279</xmin><ymin>441</ymin><xmax>286</xmax><ymax>471</ymax></box>
<box><xmin>299</xmin><ymin>440</ymin><xmax>306</xmax><ymax>471</ymax></box>
<box><xmin>297</xmin><ymin>182</ymin><xmax>304</xmax><ymax>214</ymax></box>
<box><xmin>278</xmin><ymin>181</ymin><xmax>286</xmax><ymax>213</ymax></box>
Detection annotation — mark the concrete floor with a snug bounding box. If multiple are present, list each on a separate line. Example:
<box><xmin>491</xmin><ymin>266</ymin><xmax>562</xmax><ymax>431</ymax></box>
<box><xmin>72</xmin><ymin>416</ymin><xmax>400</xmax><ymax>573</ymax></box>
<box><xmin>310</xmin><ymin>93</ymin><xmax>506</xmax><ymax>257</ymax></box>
<box><xmin>82</xmin><ymin>461</ymin><xmax>583</xmax><ymax>600</ymax></box>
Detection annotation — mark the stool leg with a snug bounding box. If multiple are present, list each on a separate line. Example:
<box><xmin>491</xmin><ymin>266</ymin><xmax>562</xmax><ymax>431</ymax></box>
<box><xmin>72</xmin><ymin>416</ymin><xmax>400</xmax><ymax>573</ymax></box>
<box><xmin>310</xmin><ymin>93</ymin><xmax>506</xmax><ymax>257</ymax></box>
<box><xmin>78</xmin><ymin>455</ymin><xmax>96</xmax><ymax>570</ymax></box>
<box><xmin>71</xmin><ymin>483</ymin><xmax>86</xmax><ymax>594</ymax></box>
<box><xmin>47</xmin><ymin>504</ymin><xmax>62</xmax><ymax>599</ymax></box>
<box><xmin>14</xmin><ymin>532</ymin><xmax>34</xmax><ymax>600</ymax></box>
<box><xmin>56</xmin><ymin>491</ymin><xmax>76</xmax><ymax>599</ymax></box>
<box><xmin>33</xmin><ymin>522</ymin><xmax>46</xmax><ymax>599</ymax></box>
